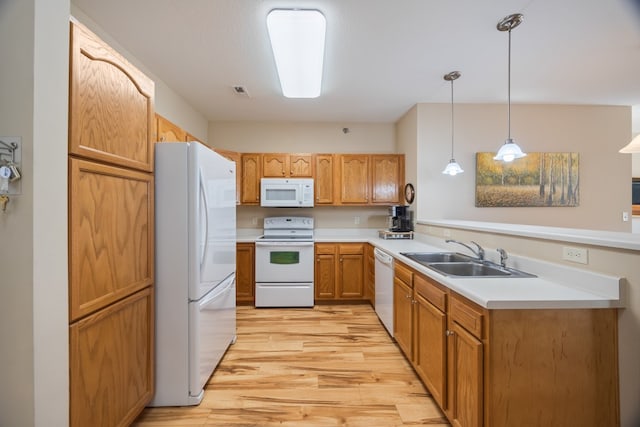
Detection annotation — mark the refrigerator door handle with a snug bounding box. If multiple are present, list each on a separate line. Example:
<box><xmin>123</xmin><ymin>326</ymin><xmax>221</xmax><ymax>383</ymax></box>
<box><xmin>199</xmin><ymin>168</ymin><xmax>210</xmax><ymax>269</ymax></box>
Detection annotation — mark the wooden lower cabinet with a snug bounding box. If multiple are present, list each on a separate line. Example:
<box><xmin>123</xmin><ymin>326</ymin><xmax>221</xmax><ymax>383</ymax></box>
<box><xmin>236</xmin><ymin>242</ymin><xmax>255</xmax><ymax>305</ymax></box>
<box><xmin>447</xmin><ymin>296</ymin><xmax>484</xmax><ymax>427</ymax></box>
<box><xmin>391</xmin><ymin>266</ymin><xmax>619</xmax><ymax>427</ymax></box>
<box><xmin>413</xmin><ymin>274</ymin><xmax>447</xmax><ymax>409</ymax></box>
<box><xmin>315</xmin><ymin>243</ymin><xmax>365</xmax><ymax>301</ymax></box>
<box><xmin>365</xmin><ymin>243</ymin><xmax>375</xmax><ymax>304</ymax></box>
<box><xmin>393</xmin><ymin>261</ymin><xmax>414</xmax><ymax>358</ymax></box>
<box><xmin>70</xmin><ymin>287</ymin><xmax>154</xmax><ymax>427</ymax></box>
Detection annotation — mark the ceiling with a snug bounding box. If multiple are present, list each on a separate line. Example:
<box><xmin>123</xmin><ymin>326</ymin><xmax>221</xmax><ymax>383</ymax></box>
<box><xmin>72</xmin><ymin>0</ymin><xmax>640</xmax><ymax>126</ymax></box>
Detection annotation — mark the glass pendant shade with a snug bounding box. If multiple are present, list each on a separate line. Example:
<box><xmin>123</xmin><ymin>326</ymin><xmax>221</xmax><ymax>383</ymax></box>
<box><xmin>494</xmin><ymin>138</ymin><xmax>526</xmax><ymax>162</ymax></box>
<box><xmin>619</xmin><ymin>134</ymin><xmax>640</xmax><ymax>153</ymax></box>
<box><xmin>442</xmin><ymin>71</ymin><xmax>463</xmax><ymax>176</ymax></box>
<box><xmin>442</xmin><ymin>159</ymin><xmax>464</xmax><ymax>175</ymax></box>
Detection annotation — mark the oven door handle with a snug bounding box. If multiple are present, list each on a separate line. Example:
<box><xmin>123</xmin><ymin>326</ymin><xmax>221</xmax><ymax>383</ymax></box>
<box><xmin>255</xmin><ymin>241</ymin><xmax>315</xmax><ymax>247</ymax></box>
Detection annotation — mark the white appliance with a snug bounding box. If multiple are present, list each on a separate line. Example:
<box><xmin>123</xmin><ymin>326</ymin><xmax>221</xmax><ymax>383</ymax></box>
<box><xmin>374</xmin><ymin>247</ymin><xmax>394</xmax><ymax>336</ymax></box>
<box><xmin>260</xmin><ymin>178</ymin><xmax>314</xmax><ymax>207</ymax></box>
<box><xmin>255</xmin><ymin>217</ymin><xmax>315</xmax><ymax>307</ymax></box>
<box><xmin>151</xmin><ymin>142</ymin><xmax>237</xmax><ymax>407</ymax></box>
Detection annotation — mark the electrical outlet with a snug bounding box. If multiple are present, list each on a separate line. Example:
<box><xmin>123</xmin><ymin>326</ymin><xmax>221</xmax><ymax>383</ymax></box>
<box><xmin>252</xmin><ymin>217</ymin><xmax>258</xmax><ymax>225</ymax></box>
<box><xmin>354</xmin><ymin>216</ymin><xmax>360</xmax><ymax>225</ymax></box>
<box><xmin>562</xmin><ymin>246</ymin><xmax>588</xmax><ymax>265</ymax></box>
<box><xmin>622</xmin><ymin>211</ymin><xmax>629</xmax><ymax>222</ymax></box>
<box><xmin>443</xmin><ymin>228</ymin><xmax>451</xmax><ymax>237</ymax></box>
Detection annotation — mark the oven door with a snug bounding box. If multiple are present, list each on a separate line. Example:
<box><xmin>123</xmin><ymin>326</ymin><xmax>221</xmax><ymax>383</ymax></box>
<box><xmin>255</xmin><ymin>240</ymin><xmax>315</xmax><ymax>283</ymax></box>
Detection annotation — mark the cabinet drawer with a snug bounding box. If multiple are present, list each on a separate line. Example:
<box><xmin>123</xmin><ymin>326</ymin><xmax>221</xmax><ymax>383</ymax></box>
<box><xmin>315</xmin><ymin>243</ymin><xmax>336</xmax><ymax>255</ymax></box>
<box><xmin>450</xmin><ymin>295</ymin><xmax>484</xmax><ymax>338</ymax></box>
<box><xmin>394</xmin><ymin>261</ymin><xmax>413</xmax><ymax>287</ymax></box>
<box><xmin>414</xmin><ymin>273</ymin><xmax>446</xmax><ymax>312</ymax></box>
<box><xmin>338</xmin><ymin>243</ymin><xmax>364</xmax><ymax>255</ymax></box>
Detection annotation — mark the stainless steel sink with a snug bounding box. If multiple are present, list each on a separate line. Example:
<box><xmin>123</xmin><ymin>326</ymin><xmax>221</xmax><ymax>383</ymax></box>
<box><xmin>426</xmin><ymin>262</ymin><xmax>536</xmax><ymax>278</ymax></box>
<box><xmin>400</xmin><ymin>252</ymin><xmax>473</xmax><ymax>264</ymax></box>
<box><xmin>400</xmin><ymin>252</ymin><xmax>536</xmax><ymax>278</ymax></box>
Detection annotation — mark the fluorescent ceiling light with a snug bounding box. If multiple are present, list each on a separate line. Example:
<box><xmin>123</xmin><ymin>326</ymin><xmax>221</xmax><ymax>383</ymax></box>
<box><xmin>267</xmin><ymin>9</ymin><xmax>326</xmax><ymax>98</ymax></box>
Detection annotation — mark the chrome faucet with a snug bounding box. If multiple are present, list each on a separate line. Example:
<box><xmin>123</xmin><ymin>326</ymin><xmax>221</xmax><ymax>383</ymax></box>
<box><xmin>445</xmin><ymin>239</ymin><xmax>485</xmax><ymax>261</ymax></box>
<box><xmin>496</xmin><ymin>248</ymin><xmax>508</xmax><ymax>267</ymax></box>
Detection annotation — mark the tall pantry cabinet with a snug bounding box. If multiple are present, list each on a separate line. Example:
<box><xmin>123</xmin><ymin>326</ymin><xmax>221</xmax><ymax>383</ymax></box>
<box><xmin>68</xmin><ymin>20</ymin><xmax>155</xmax><ymax>427</ymax></box>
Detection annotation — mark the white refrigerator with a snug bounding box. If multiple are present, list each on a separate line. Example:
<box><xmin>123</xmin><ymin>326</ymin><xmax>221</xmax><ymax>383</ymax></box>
<box><xmin>151</xmin><ymin>142</ymin><xmax>237</xmax><ymax>407</ymax></box>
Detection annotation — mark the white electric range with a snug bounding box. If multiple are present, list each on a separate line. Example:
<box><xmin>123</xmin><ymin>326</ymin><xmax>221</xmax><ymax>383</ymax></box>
<box><xmin>255</xmin><ymin>217</ymin><xmax>315</xmax><ymax>307</ymax></box>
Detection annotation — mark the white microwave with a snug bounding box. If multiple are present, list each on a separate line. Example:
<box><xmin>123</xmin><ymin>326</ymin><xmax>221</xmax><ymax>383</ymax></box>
<box><xmin>260</xmin><ymin>178</ymin><xmax>314</xmax><ymax>207</ymax></box>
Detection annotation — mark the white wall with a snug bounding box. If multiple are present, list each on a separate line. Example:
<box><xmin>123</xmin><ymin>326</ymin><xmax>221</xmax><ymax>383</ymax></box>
<box><xmin>408</xmin><ymin>103</ymin><xmax>631</xmax><ymax>232</ymax></box>
<box><xmin>0</xmin><ymin>1</ymin><xmax>69</xmax><ymax>426</ymax></box>
<box><xmin>209</xmin><ymin>121</ymin><xmax>395</xmax><ymax>153</ymax></box>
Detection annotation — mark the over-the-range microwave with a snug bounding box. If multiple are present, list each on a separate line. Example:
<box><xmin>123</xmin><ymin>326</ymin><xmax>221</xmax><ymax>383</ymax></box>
<box><xmin>260</xmin><ymin>178</ymin><xmax>314</xmax><ymax>207</ymax></box>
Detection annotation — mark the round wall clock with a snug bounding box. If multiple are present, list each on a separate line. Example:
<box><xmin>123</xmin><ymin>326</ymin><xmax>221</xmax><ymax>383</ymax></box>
<box><xmin>404</xmin><ymin>183</ymin><xmax>415</xmax><ymax>204</ymax></box>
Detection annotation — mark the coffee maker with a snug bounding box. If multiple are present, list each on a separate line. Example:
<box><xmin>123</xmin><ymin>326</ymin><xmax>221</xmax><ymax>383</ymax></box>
<box><xmin>388</xmin><ymin>205</ymin><xmax>413</xmax><ymax>232</ymax></box>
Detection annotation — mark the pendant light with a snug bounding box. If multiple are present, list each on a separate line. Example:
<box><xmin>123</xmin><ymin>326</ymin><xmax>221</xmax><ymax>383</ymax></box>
<box><xmin>494</xmin><ymin>13</ymin><xmax>527</xmax><ymax>163</ymax></box>
<box><xmin>619</xmin><ymin>134</ymin><xmax>640</xmax><ymax>153</ymax></box>
<box><xmin>442</xmin><ymin>71</ymin><xmax>464</xmax><ymax>176</ymax></box>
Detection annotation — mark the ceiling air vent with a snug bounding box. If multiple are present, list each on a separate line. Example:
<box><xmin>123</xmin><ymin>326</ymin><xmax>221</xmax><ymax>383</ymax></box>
<box><xmin>233</xmin><ymin>85</ymin><xmax>250</xmax><ymax>97</ymax></box>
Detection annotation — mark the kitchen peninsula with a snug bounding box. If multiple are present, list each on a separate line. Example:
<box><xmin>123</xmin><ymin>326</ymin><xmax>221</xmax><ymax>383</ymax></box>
<box><xmin>237</xmin><ymin>222</ymin><xmax>628</xmax><ymax>427</ymax></box>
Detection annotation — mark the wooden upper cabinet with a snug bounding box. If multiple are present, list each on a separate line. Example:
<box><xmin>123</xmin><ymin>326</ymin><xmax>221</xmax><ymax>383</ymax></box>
<box><xmin>69</xmin><ymin>158</ymin><xmax>154</xmax><ymax>322</ymax></box>
<box><xmin>69</xmin><ymin>21</ymin><xmax>154</xmax><ymax>172</ymax></box>
<box><xmin>289</xmin><ymin>154</ymin><xmax>313</xmax><ymax>177</ymax></box>
<box><xmin>263</xmin><ymin>153</ymin><xmax>313</xmax><ymax>177</ymax></box>
<box><xmin>263</xmin><ymin>153</ymin><xmax>289</xmax><ymax>177</ymax></box>
<box><xmin>371</xmin><ymin>154</ymin><xmax>404</xmax><ymax>204</ymax></box>
<box><xmin>314</xmin><ymin>154</ymin><xmax>334</xmax><ymax>205</ymax></box>
<box><xmin>186</xmin><ymin>133</ymin><xmax>203</xmax><ymax>144</ymax></box>
<box><xmin>215</xmin><ymin>148</ymin><xmax>242</xmax><ymax>204</ymax></box>
<box><xmin>156</xmin><ymin>114</ymin><xmax>186</xmax><ymax>142</ymax></box>
<box><xmin>338</xmin><ymin>154</ymin><xmax>370</xmax><ymax>204</ymax></box>
<box><xmin>241</xmin><ymin>153</ymin><xmax>262</xmax><ymax>204</ymax></box>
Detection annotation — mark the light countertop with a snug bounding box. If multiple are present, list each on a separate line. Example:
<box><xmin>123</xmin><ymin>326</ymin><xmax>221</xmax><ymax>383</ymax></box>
<box><xmin>238</xmin><ymin>227</ymin><xmax>624</xmax><ymax>310</ymax></box>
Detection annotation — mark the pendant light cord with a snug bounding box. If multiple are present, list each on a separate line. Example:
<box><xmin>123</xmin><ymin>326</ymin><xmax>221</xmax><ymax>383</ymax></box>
<box><xmin>507</xmin><ymin>27</ymin><xmax>512</xmax><ymax>140</ymax></box>
<box><xmin>450</xmin><ymin>79</ymin><xmax>455</xmax><ymax>159</ymax></box>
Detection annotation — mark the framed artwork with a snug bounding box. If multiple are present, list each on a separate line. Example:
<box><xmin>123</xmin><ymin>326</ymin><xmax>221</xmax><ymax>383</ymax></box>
<box><xmin>475</xmin><ymin>152</ymin><xmax>579</xmax><ymax>207</ymax></box>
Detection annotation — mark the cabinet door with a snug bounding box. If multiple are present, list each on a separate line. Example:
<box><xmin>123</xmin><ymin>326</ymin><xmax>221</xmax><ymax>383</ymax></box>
<box><xmin>448</xmin><ymin>321</ymin><xmax>483</xmax><ymax>427</ymax></box>
<box><xmin>393</xmin><ymin>277</ymin><xmax>413</xmax><ymax>359</ymax></box>
<box><xmin>236</xmin><ymin>243</ymin><xmax>255</xmax><ymax>304</ymax></box>
<box><xmin>371</xmin><ymin>155</ymin><xmax>403</xmax><ymax>204</ymax></box>
<box><xmin>69</xmin><ymin>158</ymin><xmax>154</xmax><ymax>321</ymax></box>
<box><xmin>314</xmin><ymin>154</ymin><xmax>334</xmax><ymax>204</ymax></box>
<box><xmin>156</xmin><ymin>114</ymin><xmax>186</xmax><ymax>142</ymax></box>
<box><xmin>414</xmin><ymin>292</ymin><xmax>447</xmax><ymax>409</ymax></box>
<box><xmin>338</xmin><ymin>155</ymin><xmax>369</xmax><ymax>204</ymax></box>
<box><xmin>215</xmin><ymin>148</ymin><xmax>242</xmax><ymax>204</ymax></box>
<box><xmin>70</xmin><ymin>287</ymin><xmax>154</xmax><ymax>427</ymax></box>
<box><xmin>69</xmin><ymin>22</ymin><xmax>154</xmax><ymax>172</ymax></box>
<box><xmin>289</xmin><ymin>154</ymin><xmax>313</xmax><ymax>177</ymax></box>
<box><xmin>315</xmin><ymin>244</ymin><xmax>337</xmax><ymax>299</ymax></box>
<box><xmin>263</xmin><ymin>153</ymin><xmax>289</xmax><ymax>177</ymax></box>
<box><xmin>241</xmin><ymin>153</ymin><xmax>262</xmax><ymax>204</ymax></box>
<box><xmin>365</xmin><ymin>243</ymin><xmax>375</xmax><ymax>304</ymax></box>
<box><xmin>337</xmin><ymin>244</ymin><xmax>364</xmax><ymax>298</ymax></box>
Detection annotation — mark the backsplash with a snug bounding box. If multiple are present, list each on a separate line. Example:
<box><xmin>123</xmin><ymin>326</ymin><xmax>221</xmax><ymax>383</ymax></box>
<box><xmin>237</xmin><ymin>205</ymin><xmax>389</xmax><ymax>229</ymax></box>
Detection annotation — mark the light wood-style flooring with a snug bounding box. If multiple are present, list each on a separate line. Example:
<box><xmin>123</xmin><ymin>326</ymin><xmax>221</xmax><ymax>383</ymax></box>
<box><xmin>133</xmin><ymin>304</ymin><xmax>450</xmax><ymax>426</ymax></box>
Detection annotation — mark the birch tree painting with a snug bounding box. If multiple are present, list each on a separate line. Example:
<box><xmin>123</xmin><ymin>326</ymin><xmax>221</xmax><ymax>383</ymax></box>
<box><xmin>475</xmin><ymin>152</ymin><xmax>579</xmax><ymax>207</ymax></box>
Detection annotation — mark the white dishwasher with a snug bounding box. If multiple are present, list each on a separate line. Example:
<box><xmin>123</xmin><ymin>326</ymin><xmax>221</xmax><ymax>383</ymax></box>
<box><xmin>374</xmin><ymin>248</ymin><xmax>394</xmax><ymax>336</ymax></box>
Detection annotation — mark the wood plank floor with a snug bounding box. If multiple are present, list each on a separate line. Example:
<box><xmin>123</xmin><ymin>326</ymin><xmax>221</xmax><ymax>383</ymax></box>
<box><xmin>133</xmin><ymin>304</ymin><xmax>450</xmax><ymax>426</ymax></box>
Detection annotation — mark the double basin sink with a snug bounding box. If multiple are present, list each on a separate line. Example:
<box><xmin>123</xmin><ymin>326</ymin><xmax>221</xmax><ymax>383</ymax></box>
<box><xmin>400</xmin><ymin>252</ymin><xmax>536</xmax><ymax>278</ymax></box>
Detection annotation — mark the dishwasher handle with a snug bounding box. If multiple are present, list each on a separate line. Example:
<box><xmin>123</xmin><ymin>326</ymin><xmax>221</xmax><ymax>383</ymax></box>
<box><xmin>374</xmin><ymin>248</ymin><xmax>394</xmax><ymax>266</ymax></box>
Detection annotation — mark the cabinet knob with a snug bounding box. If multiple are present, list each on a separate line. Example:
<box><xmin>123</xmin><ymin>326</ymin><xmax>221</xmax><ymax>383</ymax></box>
<box><xmin>405</xmin><ymin>294</ymin><xmax>411</xmax><ymax>299</ymax></box>
<box><xmin>446</xmin><ymin>330</ymin><xmax>455</xmax><ymax>336</ymax></box>
<box><xmin>340</xmin><ymin>258</ymin><xmax>343</xmax><ymax>262</ymax></box>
